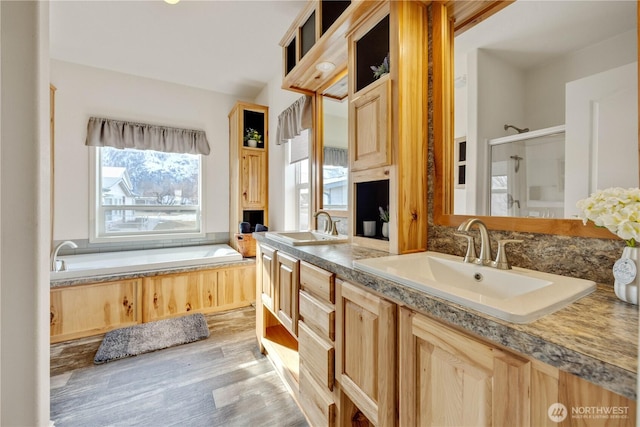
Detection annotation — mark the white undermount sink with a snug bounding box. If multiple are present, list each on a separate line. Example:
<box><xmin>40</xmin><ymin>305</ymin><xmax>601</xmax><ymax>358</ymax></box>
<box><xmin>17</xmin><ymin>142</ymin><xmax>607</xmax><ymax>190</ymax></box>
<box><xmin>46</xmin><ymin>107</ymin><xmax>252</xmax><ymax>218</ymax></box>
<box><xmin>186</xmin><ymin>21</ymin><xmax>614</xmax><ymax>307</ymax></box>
<box><xmin>265</xmin><ymin>230</ymin><xmax>349</xmax><ymax>246</ymax></box>
<box><xmin>353</xmin><ymin>251</ymin><xmax>596</xmax><ymax>323</ymax></box>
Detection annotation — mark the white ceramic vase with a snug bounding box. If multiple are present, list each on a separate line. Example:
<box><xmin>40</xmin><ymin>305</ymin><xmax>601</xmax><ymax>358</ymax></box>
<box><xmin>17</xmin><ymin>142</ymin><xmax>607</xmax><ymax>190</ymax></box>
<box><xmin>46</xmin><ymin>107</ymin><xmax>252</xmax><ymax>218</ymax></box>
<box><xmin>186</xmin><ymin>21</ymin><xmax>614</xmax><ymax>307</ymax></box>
<box><xmin>382</xmin><ymin>222</ymin><xmax>389</xmax><ymax>238</ymax></box>
<box><xmin>247</xmin><ymin>139</ymin><xmax>258</xmax><ymax>148</ymax></box>
<box><xmin>613</xmin><ymin>246</ymin><xmax>639</xmax><ymax>305</ymax></box>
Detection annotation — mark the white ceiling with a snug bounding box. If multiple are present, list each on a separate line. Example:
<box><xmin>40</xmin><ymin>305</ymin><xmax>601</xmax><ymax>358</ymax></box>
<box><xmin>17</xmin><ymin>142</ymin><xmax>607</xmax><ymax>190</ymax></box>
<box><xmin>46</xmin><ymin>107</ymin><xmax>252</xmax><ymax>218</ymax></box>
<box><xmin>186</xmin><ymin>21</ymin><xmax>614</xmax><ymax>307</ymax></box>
<box><xmin>50</xmin><ymin>1</ymin><xmax>636</xmax><ymax>100</ymax></box>
<box><xmin>455</xmin><ymin>0</ymin><xmax>637</xmax><ymax>71</ymax></box>
<box><xmin>49</xmin><ymin>0</ymin><xmax>307</xmax><ymax>99</ymax></box>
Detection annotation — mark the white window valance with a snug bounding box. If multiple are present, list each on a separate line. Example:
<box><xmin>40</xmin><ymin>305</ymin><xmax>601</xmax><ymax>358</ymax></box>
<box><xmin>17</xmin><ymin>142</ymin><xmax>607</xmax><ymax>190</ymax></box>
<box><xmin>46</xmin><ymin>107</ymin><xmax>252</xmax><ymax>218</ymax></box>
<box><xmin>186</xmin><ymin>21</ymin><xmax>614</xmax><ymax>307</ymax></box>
<box><xmin>324</xmin><ymin>147</ymin><xmax>348</xmax><ymax>168</ymax></box>
<box><xmin>85</xmin><ymin>117</ymin><xmax>211</xmax><ymax>155</ymax></box>
<box><xmin>276</xmin><ymin>96</ymin><xmax>312</xmax><ymax>145</ymax></box>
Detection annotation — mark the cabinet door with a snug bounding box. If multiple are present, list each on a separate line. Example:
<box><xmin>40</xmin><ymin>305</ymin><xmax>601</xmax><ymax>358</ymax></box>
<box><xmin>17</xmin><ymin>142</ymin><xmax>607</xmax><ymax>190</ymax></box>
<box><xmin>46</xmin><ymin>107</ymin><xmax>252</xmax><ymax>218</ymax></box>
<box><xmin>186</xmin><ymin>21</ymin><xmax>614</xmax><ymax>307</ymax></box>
<box><xmin>350</xmin><ymin>78</ymin><xmax>391</xmax><ymax>172</ymax></box>
<box><xmin>399</xmin><ymin>308</ymin><xmax>531</xmax><ymax>427</ymax></box>
<box><xmin>276</xmin><ymin>251</ymin><xmax>300</xmax><ymax>335</ymax></box>
<box><xmin>336</xmin><ymin>280</ymin><xmax>396</xmax><ymax>426</ymax></box>
<box><xmin>143</xmin><ymin>272</ymin><xmax>202</xmax><ymax>322</ymax></box>
<box><xmin>241</xmin><ymin>149</ymin><xmax>267</xmax><ymax>208</ymax></box>
<box><xmin>50</xmin><ymin>279</ymin><xmax>141</xmax><ymax>343</ymax></box>
<box><xmin>259</xmin><ymin>244</ymin><xmax>277</xmax><ymax>312</ymax></box>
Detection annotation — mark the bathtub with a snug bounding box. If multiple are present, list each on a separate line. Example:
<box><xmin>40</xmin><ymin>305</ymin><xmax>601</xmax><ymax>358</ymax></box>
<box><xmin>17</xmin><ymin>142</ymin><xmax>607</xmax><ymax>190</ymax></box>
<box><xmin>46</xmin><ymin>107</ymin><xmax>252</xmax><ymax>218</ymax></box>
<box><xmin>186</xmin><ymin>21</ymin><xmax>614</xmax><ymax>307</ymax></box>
<box><xmin>50</xmin><ymin>244</ymin><xmax>244</xmax><ymax>281</ymax></box>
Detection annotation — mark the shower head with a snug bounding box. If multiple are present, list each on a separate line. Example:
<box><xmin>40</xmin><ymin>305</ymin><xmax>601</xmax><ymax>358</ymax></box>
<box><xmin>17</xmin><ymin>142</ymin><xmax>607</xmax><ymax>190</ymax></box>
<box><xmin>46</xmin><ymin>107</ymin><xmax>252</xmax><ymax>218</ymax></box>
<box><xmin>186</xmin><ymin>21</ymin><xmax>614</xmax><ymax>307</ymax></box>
<box><xmin>504</xmin><ymin>124</ymin><xmax>529</xmax><ymax>134</ymax></box>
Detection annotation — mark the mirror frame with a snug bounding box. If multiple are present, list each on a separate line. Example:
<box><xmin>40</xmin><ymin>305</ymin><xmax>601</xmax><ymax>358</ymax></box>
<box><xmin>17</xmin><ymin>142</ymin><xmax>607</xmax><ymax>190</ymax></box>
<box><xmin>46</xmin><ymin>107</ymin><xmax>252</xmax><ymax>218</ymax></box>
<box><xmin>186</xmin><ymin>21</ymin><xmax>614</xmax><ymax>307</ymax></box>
<box><xmin>432</xmin><ymin>1</ymin><xmax>634</xmax><ymax>239</ymax></box>
<box><xmin>313</xmin><ymin>69</ymin><xmax>350</xmax><ymax>219</ymax></box>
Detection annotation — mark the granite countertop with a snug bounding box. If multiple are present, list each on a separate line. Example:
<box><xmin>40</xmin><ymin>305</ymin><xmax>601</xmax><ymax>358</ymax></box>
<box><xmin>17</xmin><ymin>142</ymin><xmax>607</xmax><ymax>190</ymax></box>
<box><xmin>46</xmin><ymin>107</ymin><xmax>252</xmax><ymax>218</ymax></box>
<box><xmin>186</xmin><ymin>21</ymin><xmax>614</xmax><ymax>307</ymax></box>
<box><xmin>254</xmin><ymin>233</ymin><xmax>638</xmax><ymax>401</ymax></box>
<box><xmin>49</xmin><ymin>259</ymin><xmax>256</xmax><ymax>288</ymax></box>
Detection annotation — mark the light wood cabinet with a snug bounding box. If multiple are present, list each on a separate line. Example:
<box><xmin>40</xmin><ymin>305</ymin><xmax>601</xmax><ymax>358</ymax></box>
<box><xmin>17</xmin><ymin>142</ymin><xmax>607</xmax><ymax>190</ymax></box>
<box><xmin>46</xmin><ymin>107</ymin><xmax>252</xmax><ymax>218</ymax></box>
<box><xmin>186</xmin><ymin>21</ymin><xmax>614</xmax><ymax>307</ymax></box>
<box><xmin>50</xmin><ymin>279</ymin><xmax>141</xmax><ymax>343</ymax></box>
<box><xmin>299</xmin><ymin>289</ymin><xmax>335</xmax><ymax>341</ymax></box>
<box><xmin>254</xmin><ymin>248</ymin><xmax>636</xmax><ymax>427</ymax></box>
<box><xmin>336</xmin><ymin>279</ymin><xmax>396</xmax><ymax>426</ymax></box>
<box><xmin>300</xmin><ymin>260</ymin><xmax>335</xmax><ymax>304</ymax></box>
<box><xmin>399</xmin><ymin>308</ymin><xmax>637</xmax><ymax>427</ymax></box>
<box><xmin>258</xmin><ymin>243</ymin><xmax>277</xmax><ymax>313</ymax></box>
<box><xmin>298</xmin><ymin>260</ymin><xmax>338</xmax><ymax>427</ymax></box>
<box><xmin>241</xmin><ymin>149</ymin><xmax>267</xmax><ymax>208</ymax></box>
<box><xmin>276</xmin><ymin>251</ymin><xmax>300</xmax><ymax>336</ymax></box>
<box><xmin>229</xmin><ymin>101</ymin><xmax>268</xmax><ymax>252</ymax></box>
<box><xmin>345</xmin><ymin>0</ymin><xmax>429</xmax><ymax>254</ymax></box>
<box><xmin>399</xmin><ymin>307</ymin><xmax>530</xmax><ymax>426</ymax></box>
<box><xmin>299</xmin><ymin>321</ymin><xmax>334</xmax><ymax>390</ymax></box>
<box><xmin>350</xmin><ymin>77</ymin><xmax>391</xmax><ymax>172</ymax></box>
<box><xmin>255</xmin><ymin>244</ymin><xmax>301</xmax><ymax>397</ymax></box>
<box><xmin>299</xmin><ymin>364</ymin><xmax>337</xmax><ymax>427</ymax></box>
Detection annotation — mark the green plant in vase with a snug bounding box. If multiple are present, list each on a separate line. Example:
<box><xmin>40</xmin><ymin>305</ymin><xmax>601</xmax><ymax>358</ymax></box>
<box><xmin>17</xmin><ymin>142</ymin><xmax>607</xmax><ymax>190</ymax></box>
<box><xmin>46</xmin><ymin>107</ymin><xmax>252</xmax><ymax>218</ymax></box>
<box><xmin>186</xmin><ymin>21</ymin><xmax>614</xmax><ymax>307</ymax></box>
<box><xmin>244</xmin><ymin>128</ymin><xmax>262</xmax><ymax>147</ymax></box>
<box><xmin>379</xmin><ymin>205</ymin><xmax>390</xmax><ymax>238</ymax></box>
<box><xmin>371</xmin><ymin>53</ymin><xmax>390</xmax><ymax>79</ymax></box>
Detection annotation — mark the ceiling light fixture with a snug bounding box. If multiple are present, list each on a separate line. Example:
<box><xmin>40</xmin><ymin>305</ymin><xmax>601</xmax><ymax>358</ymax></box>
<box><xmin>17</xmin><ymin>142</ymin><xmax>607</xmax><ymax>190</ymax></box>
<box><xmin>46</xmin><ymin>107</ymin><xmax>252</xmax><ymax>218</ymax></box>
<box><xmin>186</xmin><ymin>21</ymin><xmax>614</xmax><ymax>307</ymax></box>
<box><xmin>164</xmin><ymin>0</ymin><xmax>180</xmax><ymax>4</ymax></box>
<box><xmin>316</xmin><ymin>61</ymin><xmax>336</xmax><ymax>72</ymax></box>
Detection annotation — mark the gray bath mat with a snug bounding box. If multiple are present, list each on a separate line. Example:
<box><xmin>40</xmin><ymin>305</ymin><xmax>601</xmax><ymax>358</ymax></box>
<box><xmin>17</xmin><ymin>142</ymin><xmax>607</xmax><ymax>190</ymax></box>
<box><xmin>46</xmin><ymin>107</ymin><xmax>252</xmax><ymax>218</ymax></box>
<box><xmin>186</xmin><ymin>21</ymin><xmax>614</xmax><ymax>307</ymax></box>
<box><xmin>94</xmin><ymin>313</ymin><xmax>210</xmax><ymax>364</ymax></box>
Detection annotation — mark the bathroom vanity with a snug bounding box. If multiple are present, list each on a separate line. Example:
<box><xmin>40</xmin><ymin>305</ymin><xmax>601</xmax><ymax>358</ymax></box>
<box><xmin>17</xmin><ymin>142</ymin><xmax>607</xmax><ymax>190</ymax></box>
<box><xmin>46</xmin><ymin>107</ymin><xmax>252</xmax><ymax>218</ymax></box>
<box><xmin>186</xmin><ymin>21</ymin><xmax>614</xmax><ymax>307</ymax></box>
<box><xmin>254</xmin><ymin>233</ymin><xmax>637</xmax><ymax>427</ymax></box>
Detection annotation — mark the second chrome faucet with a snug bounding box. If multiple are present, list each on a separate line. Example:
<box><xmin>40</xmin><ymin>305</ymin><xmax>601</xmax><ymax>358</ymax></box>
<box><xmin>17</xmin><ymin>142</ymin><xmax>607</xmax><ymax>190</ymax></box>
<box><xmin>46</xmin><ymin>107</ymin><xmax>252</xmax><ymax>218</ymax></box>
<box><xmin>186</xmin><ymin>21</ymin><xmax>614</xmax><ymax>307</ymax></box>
<box><xmin>455</xmin><ymin>218</ymin><xmax>522</xmax><ymax>270</ymax></box>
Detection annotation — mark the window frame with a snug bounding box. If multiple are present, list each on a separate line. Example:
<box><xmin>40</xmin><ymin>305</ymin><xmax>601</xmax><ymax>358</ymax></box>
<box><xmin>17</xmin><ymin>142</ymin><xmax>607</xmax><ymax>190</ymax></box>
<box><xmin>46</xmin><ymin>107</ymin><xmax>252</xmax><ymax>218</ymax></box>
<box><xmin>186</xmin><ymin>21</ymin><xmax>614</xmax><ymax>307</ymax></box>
<box><xmin>294</xmin><ymin>158</ymin><xmax>311</xmax><ymax>231</ymax></box>
<box><xmin>89</xmin><ymin>147</ymin><xmax>206</xmax><ymax>243</ymax></box>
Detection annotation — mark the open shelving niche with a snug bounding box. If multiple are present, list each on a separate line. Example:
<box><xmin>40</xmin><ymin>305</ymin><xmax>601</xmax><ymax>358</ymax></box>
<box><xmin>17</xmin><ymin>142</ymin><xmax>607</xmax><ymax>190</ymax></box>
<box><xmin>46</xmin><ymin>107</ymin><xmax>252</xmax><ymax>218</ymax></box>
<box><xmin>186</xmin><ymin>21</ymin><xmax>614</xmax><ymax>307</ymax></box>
<box><xmin>262</xmin><ymin>308</ymin><xmax>299</xmax><ymax>388</ymax></box>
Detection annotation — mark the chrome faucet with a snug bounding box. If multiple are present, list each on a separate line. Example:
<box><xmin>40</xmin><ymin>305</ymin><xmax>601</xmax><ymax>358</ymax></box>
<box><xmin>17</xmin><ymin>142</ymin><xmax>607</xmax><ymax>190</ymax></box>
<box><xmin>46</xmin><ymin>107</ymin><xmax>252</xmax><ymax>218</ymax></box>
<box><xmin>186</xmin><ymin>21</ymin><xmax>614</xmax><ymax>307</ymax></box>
<box><xmin>50</xmin><ymin>240</ymin><xmax>78</xmax><ymax>272</ymax></box>
<box><xmin>313</xmin><ymin>211</ymin><xmax>333</xmax><ymax>235</ymax></box>
<box><xmin>457</xmin><ymin>218</ymin><xmax>493</xmax><ymax>266</ymax></box>
<box><xmin>456</xmin><ymin>218</ymin><xmax>522</xmax><ymax>270</ymax></box>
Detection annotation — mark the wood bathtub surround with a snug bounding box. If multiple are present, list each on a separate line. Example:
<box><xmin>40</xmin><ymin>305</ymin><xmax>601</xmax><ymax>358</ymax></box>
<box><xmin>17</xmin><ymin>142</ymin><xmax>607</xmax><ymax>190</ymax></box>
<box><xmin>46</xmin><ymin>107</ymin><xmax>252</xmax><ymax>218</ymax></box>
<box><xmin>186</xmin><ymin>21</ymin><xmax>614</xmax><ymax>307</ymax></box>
<box><xmin>50</xmin><ymin>263</ymin><xmax>256</xmax><ymax>343</ymax></box>
<box><xmin>50</xmin><ymin>279</ymin><xmax>142</xmax><ymax>343</ymax></box>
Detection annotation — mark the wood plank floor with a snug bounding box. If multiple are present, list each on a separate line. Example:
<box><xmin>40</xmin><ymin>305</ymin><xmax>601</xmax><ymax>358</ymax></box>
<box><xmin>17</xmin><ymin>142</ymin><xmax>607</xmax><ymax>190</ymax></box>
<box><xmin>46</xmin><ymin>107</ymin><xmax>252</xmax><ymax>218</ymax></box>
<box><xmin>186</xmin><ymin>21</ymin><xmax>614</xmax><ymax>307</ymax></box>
<box><xmin>50</xmin><ymin>306</ymin><xmax>309</xmax><ymax>427</ymax></box>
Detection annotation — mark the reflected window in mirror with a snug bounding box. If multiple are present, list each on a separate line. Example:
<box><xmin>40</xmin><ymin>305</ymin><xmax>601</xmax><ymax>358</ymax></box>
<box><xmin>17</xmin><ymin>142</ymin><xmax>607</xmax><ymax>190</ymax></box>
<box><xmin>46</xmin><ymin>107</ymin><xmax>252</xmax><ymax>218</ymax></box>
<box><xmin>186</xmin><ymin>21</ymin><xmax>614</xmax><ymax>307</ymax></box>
<box><xmin>321</xmin><ymin>81</ymin><xmax>349</xmax><ymax>212</ymax></box>
<box><xmin>452</xmin><ymin>0</ymin><xmax>638</xmax><ymax>219</ymax></box>
<box><xmin>292</xmin><ymin>129</ymin><xmax>311</xmax><ymax>230</ymax></box>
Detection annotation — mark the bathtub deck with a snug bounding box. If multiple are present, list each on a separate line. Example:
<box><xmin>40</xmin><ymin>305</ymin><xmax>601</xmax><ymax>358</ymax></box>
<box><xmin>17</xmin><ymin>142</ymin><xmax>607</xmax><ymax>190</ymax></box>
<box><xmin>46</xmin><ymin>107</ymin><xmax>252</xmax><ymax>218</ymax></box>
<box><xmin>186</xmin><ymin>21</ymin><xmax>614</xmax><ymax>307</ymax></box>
<box><xmin>50</xmin><ymin>306</ymin><xmax>309</xmax><ymax>426</ymax></box>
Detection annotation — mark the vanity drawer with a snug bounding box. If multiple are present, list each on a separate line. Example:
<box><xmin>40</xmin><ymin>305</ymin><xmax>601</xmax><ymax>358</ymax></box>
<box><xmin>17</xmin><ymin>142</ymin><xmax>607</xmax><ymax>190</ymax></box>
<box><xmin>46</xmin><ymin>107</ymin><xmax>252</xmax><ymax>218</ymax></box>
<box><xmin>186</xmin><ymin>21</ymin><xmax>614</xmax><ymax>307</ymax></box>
<box><xmin>300</xmin><ymin>261</ymin><xmax>335</xmax><ymax>304</ymax></box>
<box><xmin>298</xmin><ymin>320</ymin><xmax>335</xmax><ymax>391</ymax></box>
<box><xmin>299</xmin><ymin>290</ymin><xmax>335</xmax><ymax>341</ymax></box>
<box><xmin>299</xmin><ymin>364</ymin><xmax>336</xmax><ymax>427</ymax></box>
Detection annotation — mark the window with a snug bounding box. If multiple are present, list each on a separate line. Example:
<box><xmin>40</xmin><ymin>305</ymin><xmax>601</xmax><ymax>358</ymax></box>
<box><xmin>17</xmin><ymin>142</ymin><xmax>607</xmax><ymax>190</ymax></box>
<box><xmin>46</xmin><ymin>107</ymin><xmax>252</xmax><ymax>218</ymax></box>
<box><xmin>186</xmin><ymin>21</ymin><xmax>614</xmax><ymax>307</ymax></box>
<box><xmin>295</xmin><ymin>159</ymin><xmax>310</xmax><ymax>231</ymax></box>
<box><xmin>490</xmin><ymin>175</ymin><xmax>508</xmax><ymax>216</ymax></box>
<box><xmin>91</xmin><ymin>147</ymin><xmax>203</xmax><ymax>242</ymax></box>
<box><xmin>322</xmin><ymin>163</ymin><xmax>348</xmax><ymax>210</ymax></box>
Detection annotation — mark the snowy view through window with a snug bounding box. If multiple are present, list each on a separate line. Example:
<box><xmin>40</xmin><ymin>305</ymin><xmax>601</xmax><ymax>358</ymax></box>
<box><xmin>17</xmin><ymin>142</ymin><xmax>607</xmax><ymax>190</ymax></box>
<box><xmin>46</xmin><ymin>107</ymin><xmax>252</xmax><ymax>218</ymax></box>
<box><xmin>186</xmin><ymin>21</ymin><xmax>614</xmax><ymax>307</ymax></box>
<box><xmin>98</xmin><ymin>147</ymin><xmax>202</xmax><ymax>237</ymax></box>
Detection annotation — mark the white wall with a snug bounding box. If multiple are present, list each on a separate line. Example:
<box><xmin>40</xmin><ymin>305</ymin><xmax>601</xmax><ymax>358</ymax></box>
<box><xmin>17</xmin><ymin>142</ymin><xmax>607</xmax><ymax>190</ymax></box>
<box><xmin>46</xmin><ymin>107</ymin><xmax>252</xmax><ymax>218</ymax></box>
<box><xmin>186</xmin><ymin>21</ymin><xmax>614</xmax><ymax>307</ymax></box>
<box><xmin>471</xmin><ymin>49</ymin><xmax>525</xmax><ymax>214</ymax></box>
<box><xmin>324</xmin><ymin>100</ymin><xmax>348</xmax><ymax>149</ymax></box>
<box><xmin>50</xmin><ymin>59</ymin><xmax>238</xmax><ymax>242</ymax></box>
<box><xmin>255</xmin><ymin>73</ymin><xmax>302</xmax><ymax>231</ymax></box>
<box><xmin>1</xmin><ymin>1</ymin><xmax>50</xmax><ymax>424</ymax></box>
<box><xmin>525</xmin><ymin>30</ymin><xmax>637</xmax><ymax>130</ymax></box>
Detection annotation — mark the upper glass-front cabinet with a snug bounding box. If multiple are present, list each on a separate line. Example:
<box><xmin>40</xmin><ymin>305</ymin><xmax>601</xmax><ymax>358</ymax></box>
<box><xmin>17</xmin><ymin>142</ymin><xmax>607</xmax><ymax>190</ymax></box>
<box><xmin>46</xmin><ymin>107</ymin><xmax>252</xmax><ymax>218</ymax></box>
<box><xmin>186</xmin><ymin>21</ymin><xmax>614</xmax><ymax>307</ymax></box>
<box><xmin>283</xmin><ymin>1</ymin><xmax>351</xmax><ymax>77</ymax></box>
<box><xmin>354</xmin><ymin>14</ymin><xmax>389</xmax><ymax>93</ymax></box>
<box><xmin>280</xmin><ymin>1</ymin><xmax>355</xmax><ymax>94</ymax></box>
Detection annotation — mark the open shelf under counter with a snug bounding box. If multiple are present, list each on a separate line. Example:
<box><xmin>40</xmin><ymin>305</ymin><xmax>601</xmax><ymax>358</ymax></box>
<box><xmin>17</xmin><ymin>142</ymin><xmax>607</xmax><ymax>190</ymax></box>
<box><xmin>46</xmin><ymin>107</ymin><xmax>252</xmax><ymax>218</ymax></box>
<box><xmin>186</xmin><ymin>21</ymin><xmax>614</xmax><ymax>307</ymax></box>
<box><xmin>262</xmin><ymin>310</ymin><xmax>300</xmax><ymax>390</ymax></box>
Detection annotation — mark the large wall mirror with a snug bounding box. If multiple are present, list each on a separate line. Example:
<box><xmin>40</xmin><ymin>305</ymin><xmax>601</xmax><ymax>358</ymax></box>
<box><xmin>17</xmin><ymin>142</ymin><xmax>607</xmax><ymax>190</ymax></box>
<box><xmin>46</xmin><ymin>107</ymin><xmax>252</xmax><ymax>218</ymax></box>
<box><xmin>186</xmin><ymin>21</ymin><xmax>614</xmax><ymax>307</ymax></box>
<box><xmin>435</xmin><ymin>0</ymin><xmax>638</xmax><ymax>238</ymax></box>
<box><xmin>316</xmin><ymin>73</ymin><xmax>349</xmax><ymax>214</ymax></box>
